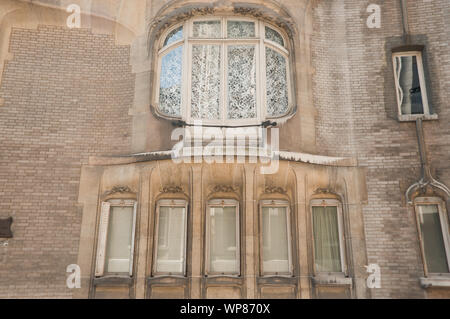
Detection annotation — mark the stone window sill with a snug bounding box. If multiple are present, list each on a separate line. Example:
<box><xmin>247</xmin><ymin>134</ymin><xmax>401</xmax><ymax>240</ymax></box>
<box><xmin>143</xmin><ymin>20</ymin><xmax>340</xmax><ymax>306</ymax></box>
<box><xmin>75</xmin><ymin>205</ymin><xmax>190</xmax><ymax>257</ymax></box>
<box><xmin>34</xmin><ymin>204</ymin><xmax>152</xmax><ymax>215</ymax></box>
<box><xmin>398</xmin><ymin>113</ymin><xmax>439</xmax><ymax>122</ymax></box>
<box><xmin>420</xmin><ymin>276</ymin><xmax>450</xmax><ymax>288</ymax></box>
<box><xmin>312</xmin><ymin>273</ymin><xmax>353</xmax><ymax>286</ymax></box>
<box><xmin>93</xmin><ymin>275</ymin><xmax>133</xmax><ymax>286</ymax></box>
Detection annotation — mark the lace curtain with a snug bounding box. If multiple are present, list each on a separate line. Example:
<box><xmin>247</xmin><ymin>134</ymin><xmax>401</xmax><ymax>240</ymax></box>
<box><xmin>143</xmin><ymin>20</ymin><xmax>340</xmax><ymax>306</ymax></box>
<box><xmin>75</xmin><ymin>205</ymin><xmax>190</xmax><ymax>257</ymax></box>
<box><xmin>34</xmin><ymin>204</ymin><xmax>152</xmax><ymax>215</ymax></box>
<box><xmin>266</xmin><ymin>47</ymin><xmax>289</xmax><ymax>117</ymax></box>
<box><xmin>159</xmin><ymin>46</ymin><xmax>183</xmax><ymax>117</ymax></box>
<box><xmin>191</xmin><ymin>45</ymin><xmax>221</xmax><ymax>119</ymax></box>
<box><xmin>227</xmin><ymin>45</ymin><xmax>257</xmax><ymax>119</ymax></box>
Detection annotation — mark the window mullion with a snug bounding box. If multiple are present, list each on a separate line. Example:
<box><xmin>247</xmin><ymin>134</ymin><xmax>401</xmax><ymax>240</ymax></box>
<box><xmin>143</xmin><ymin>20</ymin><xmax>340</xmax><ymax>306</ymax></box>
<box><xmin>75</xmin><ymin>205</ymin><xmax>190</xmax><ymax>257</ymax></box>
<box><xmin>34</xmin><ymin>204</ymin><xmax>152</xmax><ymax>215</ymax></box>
<box><xmin>183</xmin><ymin>22</ymin><xmax>189</xmax><ymax>123</ymax></box>
<box><xmin>258</xmin><ymin>21</ymin><xmax>265</xmax><ymax>122</ymax></box>
<box><xmin>261</xmin><ymin>28</ymin><xmax>267</xmax><ymax>120</ymax></box>
<box><xmin>222</xmin><ymin>42</ymin><xmax>227</xmax><ymax>125</ymax></box>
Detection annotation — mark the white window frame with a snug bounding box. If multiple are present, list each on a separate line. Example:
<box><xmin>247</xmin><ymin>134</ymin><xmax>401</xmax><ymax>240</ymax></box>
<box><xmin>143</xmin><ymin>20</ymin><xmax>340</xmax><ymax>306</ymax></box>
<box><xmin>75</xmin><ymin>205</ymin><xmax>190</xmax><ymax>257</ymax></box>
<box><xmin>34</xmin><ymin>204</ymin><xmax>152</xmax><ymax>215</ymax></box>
<box><xmin>259</xmin><ymin>200</ymin><xmax>293</xmax><ymax>276</ymax></box>
<box><xmin>310</xmin><ymin>199</ymin><xmax>347</xmax><ymax>276</ymax></box>
<box><xmin>205</xmin><ymin>198</ymin><xmax>240</xmax><ymax>276</ymax></box>
<box><xmin>153</xmin><ymin>199</ymin><xmax>188</xmax><ymax>276</ymax></box>
<box><xmin>154</xmin><ymin>16</ymin><xmax>292</xmax><ymax>126</ymax></box>
<box><xmin>392</xmin><ymin>51</ymin><xmax>430</xmax><ymax>117</ymax></box>
<box><xmin>414</xmin><ymin>197</ymin><xmax>450</xmax><ymax>276</ymax></box>
<box><xmin>95</xmin><ymin>199</ymin><xmax>137</xmax><ymax>277</ymax></box>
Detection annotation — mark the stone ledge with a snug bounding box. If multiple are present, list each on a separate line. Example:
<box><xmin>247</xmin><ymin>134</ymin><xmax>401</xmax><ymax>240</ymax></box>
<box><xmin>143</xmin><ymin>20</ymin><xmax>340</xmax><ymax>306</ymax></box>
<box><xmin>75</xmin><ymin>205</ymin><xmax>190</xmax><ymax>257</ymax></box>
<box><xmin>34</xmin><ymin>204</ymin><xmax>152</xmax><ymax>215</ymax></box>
<box><xmin>420</xmin><ymin>276</ymin><xmax>450</xmax><ymax>288</ymax></box>
<box><xmin>398</xmin><ymin>113</ymin><xmax>439</xmax><ymax>122</ymax></box>
<box><xmin>93</xmin><ymin>275</ymin><xmax>133</xmax><ymax>286</ymax></box>
<box><xmin>312</xmin><ymin>274</ymin><xmax>353</xmax><ymax>286</ymax></box>
<box><xmin>89</xmin><ymin>150</ymin><xmax>357</xmax><ymax>167</ymax></box>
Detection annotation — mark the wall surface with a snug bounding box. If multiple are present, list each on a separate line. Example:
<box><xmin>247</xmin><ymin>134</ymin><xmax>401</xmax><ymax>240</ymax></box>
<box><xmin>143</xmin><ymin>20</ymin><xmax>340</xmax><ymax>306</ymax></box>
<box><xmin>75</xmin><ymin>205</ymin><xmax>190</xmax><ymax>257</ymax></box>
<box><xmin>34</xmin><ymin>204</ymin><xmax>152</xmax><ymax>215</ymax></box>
<box><xmin>312</xmin><ymin>0</ymin><xmax>450</xmax><ymax>298</ymax></box>
<box><xmin>0</xmin><ymin>0</ymin><xmax>448</xmax><ymax>298</ymax></box>
<box><xmin>0</xmin><ymin>24</ymin><xmax>134</xmax><ymax>297</ymax></box>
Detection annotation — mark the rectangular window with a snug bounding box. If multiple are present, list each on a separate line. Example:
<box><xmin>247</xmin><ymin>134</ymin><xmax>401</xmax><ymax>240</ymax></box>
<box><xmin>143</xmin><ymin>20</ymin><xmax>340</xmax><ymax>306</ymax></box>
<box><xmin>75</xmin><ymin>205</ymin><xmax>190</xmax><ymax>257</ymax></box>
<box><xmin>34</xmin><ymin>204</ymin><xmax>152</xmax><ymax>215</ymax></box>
<box><xmin>261</xmin><ymin>200</ymin><xmax>292</xmax><ymax>275</ymax></box>
<box><xmin>311</xmin><ymin>200</ymin><xmax>345</xmax><ymax>274</ymax></box>
<box><xmin>95</xmin><ymin>200</ymin><xmax>137</xmax><ymax>276</ymax></box>
<box><xmin>154</xmin><ymin>200</ymin><xmax>188</xmax><ymax>275</ymax></box>
<box><xmin>206</xmin><ymin>199</ymin><xmax>240</xmax><ymax>275</ymax></box>
<box><xmin>415</xmin><ymin>199</ymin><xmax>450</xmax><ymax>275</ymax></box>
<box><xmin>392</xmin><ymin>51</ymin><xmax>430</xmax><ymax>116</ymax></box>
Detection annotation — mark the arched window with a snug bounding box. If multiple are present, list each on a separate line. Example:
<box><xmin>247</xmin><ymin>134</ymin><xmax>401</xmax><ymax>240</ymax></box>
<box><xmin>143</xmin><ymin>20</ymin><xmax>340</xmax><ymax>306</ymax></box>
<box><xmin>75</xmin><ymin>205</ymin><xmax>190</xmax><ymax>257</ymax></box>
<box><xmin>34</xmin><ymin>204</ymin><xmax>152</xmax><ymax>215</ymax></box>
<box><xmin>155</xmin><ymin>16</ymin><xmax>292</xmax><ymax>126</ymax></box>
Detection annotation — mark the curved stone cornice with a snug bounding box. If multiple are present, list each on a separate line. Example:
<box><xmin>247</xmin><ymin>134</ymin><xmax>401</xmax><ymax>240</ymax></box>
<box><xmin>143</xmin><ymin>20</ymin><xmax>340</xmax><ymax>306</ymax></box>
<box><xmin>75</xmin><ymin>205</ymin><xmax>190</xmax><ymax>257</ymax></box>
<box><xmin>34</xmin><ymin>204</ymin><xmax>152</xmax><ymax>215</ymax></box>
<box><xmin>88</xmin><ymin>150</ymin><xmax>357</xmax><ymax>167</ymax></box>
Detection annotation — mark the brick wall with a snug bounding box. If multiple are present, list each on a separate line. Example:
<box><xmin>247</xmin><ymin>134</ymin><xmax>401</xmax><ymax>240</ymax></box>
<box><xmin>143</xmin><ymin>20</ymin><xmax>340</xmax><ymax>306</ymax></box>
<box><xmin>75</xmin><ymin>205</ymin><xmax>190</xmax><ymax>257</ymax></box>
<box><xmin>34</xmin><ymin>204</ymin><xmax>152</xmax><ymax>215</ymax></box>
<box><xmin>0</xmin><ymin>25</ymin><xmax>134</xmax><ymax>298</ymax></box>
<box><xmin>312</xmin><ymin>0</ymin><xmax>449</xmax><ymax>298</ymax></box>
<box><xmin>0</xmin><ymin>0</ymin><xmax>448</xmax><ymax>299</ymax></box>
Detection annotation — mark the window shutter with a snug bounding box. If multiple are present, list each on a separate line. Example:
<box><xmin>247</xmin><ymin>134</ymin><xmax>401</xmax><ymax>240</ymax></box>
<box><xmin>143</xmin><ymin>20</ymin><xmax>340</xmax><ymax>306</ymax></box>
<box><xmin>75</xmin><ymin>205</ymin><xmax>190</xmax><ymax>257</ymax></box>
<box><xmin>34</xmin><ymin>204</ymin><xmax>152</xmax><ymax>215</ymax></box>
<box><xmin>95</xmin><ymin>201</ymin><xmax>110</xmax><ymax>276</ymax></box>
<box><xmin>129</xmin><ymin>202</ymin><xmax>137</xmax><ymax>276</ymax></box>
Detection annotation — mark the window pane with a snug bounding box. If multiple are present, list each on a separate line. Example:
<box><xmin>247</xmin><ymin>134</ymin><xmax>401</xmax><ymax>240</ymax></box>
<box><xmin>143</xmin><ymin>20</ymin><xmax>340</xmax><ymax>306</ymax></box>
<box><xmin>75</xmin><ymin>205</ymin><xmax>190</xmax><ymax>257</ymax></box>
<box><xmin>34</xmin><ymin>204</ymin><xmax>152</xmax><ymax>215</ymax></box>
<box><xmin>266</xmin><ymin>47</ymin><xmax>289</xmax><ymax>117</ymax></box>
<box><xmin>227</xmin><ymin>21</ymin><xmax>255</xmax><ymax>38</ymax></box>
<box><xmin>209</xmin><ymin>206</ymin><xmax>238</xmax><ymax>273</ymax></box>
<box><xmin>227</xmin><ymin>45</ymin><xmax>257</xmax><ymax>119</ymax></box>
<box><xmin>193</xmin><ymin>20</ymin><xmax>221</xmax><ymax>38</ymax></box>
<box><xmin>394</xmin><ymin>55</ymin><xmax>424</xmax><ymax>115</ymax></box>
<box><xmin>159</xmin><ymin>46</ymin><xmax>183</xmax><ymax>117</ymax></box>
<box><xmin>418</xmin><ymin>205</ymin><xmax>449</xmax><ymax>273</ymax></box>
<box><xmin>105</xmin><ymin>206</ymin><xmax>134</xmax><ymax>273</ymax></box>
<box><xmin>265</xmin><ymin>26</ymin><xmax>284</xmax><ymax>47</ymax></box>
<box><xmin>164</xmin><ymin>26</ymin><xmax>183</xmax><ymax>47</ymax></box>
<box><xmin>312</xmin><ymin>206</ymin><xmax>342</xmax><ymax>273</ymax></box>
<box><xmin>262</xmin><ymin>207</ymin><xmax>289</xmax><ymax>273</ymax></box>
<box><xmin>191</xmin><ymin>45</ymin><xmax>221</xmax><ymax>120</ymax></box>
<box><xmin>156</xmin><ymin>206</ymin><xmax>186</xmax><ymax>274</ymax></box>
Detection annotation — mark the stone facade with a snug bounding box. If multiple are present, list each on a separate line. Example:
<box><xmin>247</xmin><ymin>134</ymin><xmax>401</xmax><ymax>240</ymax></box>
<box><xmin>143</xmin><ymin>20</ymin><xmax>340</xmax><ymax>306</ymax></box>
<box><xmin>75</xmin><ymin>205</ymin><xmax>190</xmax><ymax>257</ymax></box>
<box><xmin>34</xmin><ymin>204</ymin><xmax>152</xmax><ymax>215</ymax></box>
<box><xmin>0</xmin><ymin>0</ymin><xmax>448</xmax><ymax>298</ymax></box>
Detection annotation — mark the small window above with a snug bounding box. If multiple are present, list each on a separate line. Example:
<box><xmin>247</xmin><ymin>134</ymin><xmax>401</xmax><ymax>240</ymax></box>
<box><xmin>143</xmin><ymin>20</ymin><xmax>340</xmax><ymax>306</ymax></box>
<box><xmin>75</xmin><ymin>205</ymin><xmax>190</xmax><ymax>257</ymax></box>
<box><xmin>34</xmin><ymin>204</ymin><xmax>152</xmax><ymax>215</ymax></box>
<box><xmin>155</xmin><ymin>16</ymin><xmax>292</xmax><ymax>126</ymax></box>
<box><xmin>163</xmin><ymin>26</ymin><xmax>183</xmax><ymax>47</ymax></box>
<box><xmin>265</xmin><ymin>26</ymin><xmax>284</xmax><ymax>47</ymax></box>
<box><xmin>392</xmin><ymin>51</ymin><xmax>436</xmax><ymax>121</ymax></box>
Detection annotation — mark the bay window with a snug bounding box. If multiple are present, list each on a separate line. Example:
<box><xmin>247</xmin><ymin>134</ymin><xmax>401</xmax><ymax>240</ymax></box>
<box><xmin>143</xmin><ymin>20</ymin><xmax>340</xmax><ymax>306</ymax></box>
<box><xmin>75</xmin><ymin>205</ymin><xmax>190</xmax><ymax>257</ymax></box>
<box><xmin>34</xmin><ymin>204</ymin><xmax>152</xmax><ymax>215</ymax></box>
<box><xmin>156</xmin><ymin>16</ymin><xmax>292</xmax><ymax>125</ymax></box>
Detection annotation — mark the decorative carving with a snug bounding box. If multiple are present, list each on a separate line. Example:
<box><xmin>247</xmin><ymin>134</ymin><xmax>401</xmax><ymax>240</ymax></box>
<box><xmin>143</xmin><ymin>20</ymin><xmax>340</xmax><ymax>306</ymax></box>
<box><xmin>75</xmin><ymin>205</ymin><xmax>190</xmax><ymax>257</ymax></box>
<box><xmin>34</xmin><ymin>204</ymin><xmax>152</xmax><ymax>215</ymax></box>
<box><xmin>103</xmin><ymin>186</ymin><xmax>135</xmax><ymax>197</ymax></box>
<box><xmin>148</xmin><ymin>1</ymin><xmax>296</xmax><ymax>56</ymax></box>
<box><xmin>264</xmin><ymin>185</ymin><xmax>286</xmax><ymax>194</ymax></box>
<box><xmin>314</xmin><ymin>187</ymin><xmax>340</xmax><ymax>197</ymax></box>
<box><xmin>211</xmin><ymin>185</ymin><xmax>237</xmax><ymax>193</ymax></box>
<box><xmin>405</xmin><ymin>119</ymin><xmax>450</xmax><ymax>204</ymax></box>
<box><xmin>0</xmin><ymin>217</ymin><xmax>13</xmax><ymax>238</ymax></box>
<box><xmin>161</xmin><ymin>185</ymin><xmax>184</xmax><ymax>193</ymax></box>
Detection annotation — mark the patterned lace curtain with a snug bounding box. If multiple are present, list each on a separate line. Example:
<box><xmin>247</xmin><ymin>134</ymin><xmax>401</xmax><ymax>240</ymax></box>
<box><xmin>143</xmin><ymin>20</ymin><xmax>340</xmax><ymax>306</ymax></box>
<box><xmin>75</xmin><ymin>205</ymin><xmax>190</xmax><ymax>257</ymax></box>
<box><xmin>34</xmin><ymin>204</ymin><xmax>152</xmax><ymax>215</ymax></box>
<box><xmin>191</xmin><ymin>45</ymin><xmax>221</xmax><ymax>120</ymax></box>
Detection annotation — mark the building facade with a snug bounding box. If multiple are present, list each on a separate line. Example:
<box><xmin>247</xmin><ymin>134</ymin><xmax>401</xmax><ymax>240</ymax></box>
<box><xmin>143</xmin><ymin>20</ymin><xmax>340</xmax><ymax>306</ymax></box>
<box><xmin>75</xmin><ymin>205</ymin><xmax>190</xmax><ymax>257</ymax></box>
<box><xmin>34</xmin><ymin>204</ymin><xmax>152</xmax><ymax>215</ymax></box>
<box><xmin>0</xmin><ymin>0</ymin><xmax>449</xmax><ymax>299</ymax></box>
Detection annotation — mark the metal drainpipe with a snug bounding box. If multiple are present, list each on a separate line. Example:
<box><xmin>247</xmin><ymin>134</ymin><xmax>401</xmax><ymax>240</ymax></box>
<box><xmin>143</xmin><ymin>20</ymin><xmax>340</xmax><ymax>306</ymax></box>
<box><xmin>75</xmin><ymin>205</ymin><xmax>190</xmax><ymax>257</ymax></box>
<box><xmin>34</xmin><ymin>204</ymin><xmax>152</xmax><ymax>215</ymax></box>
<box><xmin>415</xmin><ymin>118</ymin><xmax>427</xmax><ymax>182</ymax></box>
<box><xmin>400</xmin><ymin>0</ymin><xmax>410</xmax><ymax>43</ymax></box>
